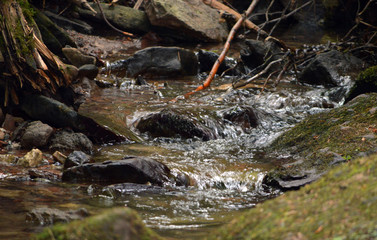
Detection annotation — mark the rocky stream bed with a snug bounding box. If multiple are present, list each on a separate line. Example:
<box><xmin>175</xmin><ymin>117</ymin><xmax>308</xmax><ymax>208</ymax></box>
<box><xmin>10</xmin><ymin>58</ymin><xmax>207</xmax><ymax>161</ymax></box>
<box><xmin>1</xmin><ymin>0</ymin><xmax>377</xmax><ymax>239</ymax></box>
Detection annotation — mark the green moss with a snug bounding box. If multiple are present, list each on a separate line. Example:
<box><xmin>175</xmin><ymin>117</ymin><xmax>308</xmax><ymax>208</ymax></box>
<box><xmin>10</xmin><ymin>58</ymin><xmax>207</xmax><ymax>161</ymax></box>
<box><xmin>267</xmin><ymin>93</ymin><xmax>377</xmax><ymax>177</ymax></box>
<box><xmin>33</xmin><ymin>207</ymin><xmax>164</xmax><ymax>240</ymax></box>
<box><xmin>210</xmin><ymin>153</ymin><xmax>377</xmax><ymax>239</ymax></box>
<box><xmin>347</xmin><ymin>66</ymin><xmax>377</xmax><ymax>100</ymax></box>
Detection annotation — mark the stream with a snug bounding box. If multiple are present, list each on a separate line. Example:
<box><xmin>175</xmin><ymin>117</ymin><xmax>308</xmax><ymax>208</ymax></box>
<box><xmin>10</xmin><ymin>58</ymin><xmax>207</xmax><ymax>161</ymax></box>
<box><xmin>0</xmin><ymin>39</ymin><xmax>346</xmax><ymax>239</ymax></box>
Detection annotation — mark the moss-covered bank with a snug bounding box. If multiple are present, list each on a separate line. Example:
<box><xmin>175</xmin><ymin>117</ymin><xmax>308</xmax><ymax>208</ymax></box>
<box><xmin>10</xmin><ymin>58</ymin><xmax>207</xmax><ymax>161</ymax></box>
<box><xmin>264</xmin><ymin>93</ymin><xmax>377</xmax><ymax>189</ymax></box>
<box><xmin>210</xmin><ymin>153</ymin><xmax>377</xmax><ymax>239</ymax></box>
<box><xmin>33</xmin><ymin>207</ymin><xmax>163</xmax><ymax>240</ymax></box>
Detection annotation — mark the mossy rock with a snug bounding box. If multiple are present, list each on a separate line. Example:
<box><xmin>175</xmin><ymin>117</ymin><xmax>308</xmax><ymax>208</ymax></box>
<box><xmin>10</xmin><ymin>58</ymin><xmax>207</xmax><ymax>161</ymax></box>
<box><xmin>265</xmin><ymin>93</ymin><xmax>377</xmax><ymax>189</ymax></box>
<box><xmin>33</xmin><ymin>207</ymin><xmax>164</xmax><ymax>240</ymax></box>
<box><xmin>210</xmin><ymin>153</ymin><xmax>377</xmax><ymax>239</ymax></box>
<box><xmin>346</xmin><ymin>65</ymin><xmax>377</xmax><ymax>102</ymax></box>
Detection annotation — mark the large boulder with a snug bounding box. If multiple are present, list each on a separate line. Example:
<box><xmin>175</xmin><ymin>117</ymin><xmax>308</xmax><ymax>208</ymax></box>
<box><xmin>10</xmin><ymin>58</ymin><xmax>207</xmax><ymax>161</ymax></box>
<box><xmin>298</xmin><ymin>50</ymin><xmax>364</xmax><ymax>87</ymax></box>
<box><xmin>19</xmin><ymin>94</ymin><xmax>126</xmax><ymax>143</ymax></box>
<box><xmin>121</xmin><ymin>46</ymin><xmax>198</xmax><ymax>77</ymax></box>
<box><xmin>136</xmin><ymin>109</ymin><xmax>218</xmax><ymax>140</ymax></box>
<box><xmin>78</xmin><ymin>3</ymin><xmax>150</xmax><ymax>34</ymax></box>
<box><xmin>20</xmin><ymin>121</ymin><xmax>54</xmax><ymax>149</ymax></box>
<box><xmin>62</xmin><ymin>156</ymin><xmax>171</xmax><ymax>186</ymax></box>
<box><xmin>33</xmin><ymin>207</ymin><xmax>163</xmax><ymax>240</ymax></box>
<box><xmin>145</xmin><ymin>0</ymin><xmax>228</xmax><ymax>42</ymax></box>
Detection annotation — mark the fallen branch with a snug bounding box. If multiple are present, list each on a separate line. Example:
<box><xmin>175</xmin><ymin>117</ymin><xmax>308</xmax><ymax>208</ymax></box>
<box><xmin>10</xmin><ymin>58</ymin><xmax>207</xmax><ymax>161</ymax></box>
<box><xmin>181</xmin><ymin>0</ymin><xmax>260</xmax><ymax>99</ymax></box>
<box><xmin>202</xmin><ymin>0</ymin><xmax>268</xmax><ymax>38</ymax></box>
<box><xmin>94</xmin><ymin>0</ymin><xmax>135</xmax><ymax>37</ymax></box>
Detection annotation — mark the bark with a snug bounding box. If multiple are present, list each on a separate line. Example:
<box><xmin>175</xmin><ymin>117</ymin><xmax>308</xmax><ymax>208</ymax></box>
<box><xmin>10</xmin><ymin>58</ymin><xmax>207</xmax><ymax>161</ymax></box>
<box><xmin>0</xmin><ymin>0</ymin><xmax>72</xmax><ymax>107</ymax></box>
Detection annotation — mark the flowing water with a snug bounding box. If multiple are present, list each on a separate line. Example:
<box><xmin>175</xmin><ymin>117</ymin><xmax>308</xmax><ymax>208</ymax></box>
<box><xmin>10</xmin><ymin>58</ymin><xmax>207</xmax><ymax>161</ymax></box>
<box><xmin>0</xmin><ymin>42</ymin><xmax>347</xmax><ymax>239</ymax></box>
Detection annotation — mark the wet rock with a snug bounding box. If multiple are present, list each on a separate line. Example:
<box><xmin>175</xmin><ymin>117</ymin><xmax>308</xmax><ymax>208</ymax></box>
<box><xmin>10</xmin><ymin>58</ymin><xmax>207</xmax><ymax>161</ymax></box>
<box><xmin>175</xmin><ymin>172</ymin><xmax>194</xmax><ymax>187</ymax></box>
<box><xmin>198</xmin><ymin>49</ymin><xmax>244</xmax><ymax>75</ymax></box>
<box><xmin>122</xmin><ymin>47</ymin><xmax>198</xmax><ymax>78</ymax></box>
<box><xmin>263</xmin><ymin>170</ymin><xmax>322</xmax><ymax>191</ymax></box>
<box><xmin>52</xmin><ymin>151</ymin><xmax>67</xmax><ymax>165</ymax></box>
<box><xmin>77</xmin><ymin>64</ymin><xmax>99</xmax><ymax>80</ymax></box>
<box><xmin>223</xmin><ymin>106</ymin><xmax>258</xmax><ymax>132</ymax></box>
<box><xmin>136</xmin><ymin>109</ymin><xmax>217</xmax><ymax>140</ymax></box>
<box><xmin>19</xmin><ymin>94</ymin><xmax>126</xmax><ymax>144</ymax></box>
<box><xmin>145</xmin><ymin>0</ymin><xmax>228</xmax><ymax>42</ymax></box>
<box><xmin>346</xmin><ymin>65</ymin><xmax>377</xmax><ymax>102</ymax></box>
<box><xmin>64</xmin><ymin>64</ymin><xmax>79</xmax><ymax>81</ymax></box>
<box><xmin>62</xmin><ymin>47</ymin><xmax>96</xmax><ymax>68</ymax></box>
<box><xmin>64</xmin><ymin>151</ymin><xmax>92</xmax><ymax>169</ymax></box>
<box><xmin>240</xmin><ymin>38</ymin><xmax>284</xmax><ymax>71</ymax></box>
<box><xmin>26</xmin><ymin>207</ymin><xmax>89</xmax><ymax>225</ymax></box>
<box><xmin>298</xmin><ymin>50</ymin><xmax>364</xmax><ymax>87</ymax></box>
<box><xmin>49</xmin><ymin>130</ymin><xmax>93</xmax><ymax>154</ymax></box>
<box><xmin>28</xmin><ymin>169</ymin><xmax>62</xmax><ymax>181</ymax></box>
<box><xmin>43</xmin><ymin>11</ymin><xmax>93</xmax><ymax>34</ymax></box>
<box><xmin>17</xmin><ymin>149</ymin><xmax>44</xmax><ymax>168</ymax></box>
<box><xmin>34</xmin><ymin>207</ymin><xmax>163</xmax><ymax>240</ymax></box>
<box><xmin>62</xmin><ymin>156</ymin><xmax>171</xmax><ymax>186</ymax></box>
<box><xmin>20</xmin><ymin>121</ymin><xmax>54</xmax><ymax>149</ymax></box>
<box><xmin>78</xmin><ymin>3</ymin><xmax>150</xmax><ymax>33</ymax></box>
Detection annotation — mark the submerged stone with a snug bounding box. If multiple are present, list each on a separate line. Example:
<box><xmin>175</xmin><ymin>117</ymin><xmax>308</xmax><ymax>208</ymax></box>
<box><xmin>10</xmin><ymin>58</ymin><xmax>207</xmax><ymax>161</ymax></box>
<box><xmin>49</xmin><ymin>130</ymin><xmax>93</xmax><ymax>154</ymax></box>
<box><xmin>33</xmin><ymin>207</ymin><xmax>163</xmax><ymax>240</ymax></box>
<box><xmin>223</xmin><ymin>106</ymin><xmax>258</xmax><ymax>132</ymax></box>
<box><xmin>62</xmin><ymin>156</ymin><xmax>171</xmax><ymax>186</ymax></box>
<box><xmin>26</xmin><ymin>207</ymin><xmax>89</xmax><ymax>226</ymax></box>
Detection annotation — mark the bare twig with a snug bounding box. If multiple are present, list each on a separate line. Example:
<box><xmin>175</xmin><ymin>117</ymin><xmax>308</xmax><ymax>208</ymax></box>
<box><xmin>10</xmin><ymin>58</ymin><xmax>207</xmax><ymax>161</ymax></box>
<box><xmin>202</xmin><ymin>0</ymin><xmax>268</xmax><ymax>38</ymax></box>
<box><xmin>181</xmin><ymin>0</ymin><xmax>261</xmax><ymax>99</ymax></box>
<box><xmin>134</xmin><ymin>0</ymin><xmax>144</xmax><ymax>9</ymax></box>
<box><xmin>93</xmin><ymin>0</ymin><xmax>135</xmax><ymax>37</ymax></box>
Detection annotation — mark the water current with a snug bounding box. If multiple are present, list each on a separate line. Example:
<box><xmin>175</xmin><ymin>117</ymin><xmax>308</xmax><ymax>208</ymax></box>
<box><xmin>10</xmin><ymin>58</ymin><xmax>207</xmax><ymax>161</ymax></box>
<box><xmin>0</xmin><ymin>43</ymin><xmax>347</xmax><ymax>239</ymax></box>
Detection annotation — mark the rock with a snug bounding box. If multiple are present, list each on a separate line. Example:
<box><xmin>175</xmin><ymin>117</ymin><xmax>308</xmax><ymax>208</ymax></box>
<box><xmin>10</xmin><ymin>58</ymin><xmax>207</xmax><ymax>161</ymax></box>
<box><xmin>43</xmin><ymin>11</ymin><xmax>93</xmax><ymax>34</ymax></box>
<box><xmin>77</xmin><ymin>64</ymin><xmax>99</xmax><ymax>80</ymax></box>
<box><xmin>263</xmin><ymin>170</ymin><xmax>322</xmax><ymax>191</ymax></box>
<box><xmin>145</xmin><ymin>0</ymin><xmax>228</xmax><ymax>42</ymax></box>
<box><xmin>49</xmin><ymin>130</ymin><xmax>93</xmax><ymax>154</ymax></box>
<box><xmin>223</xmin><ymin>106</ymin><xmax>258</xmax><ymax>132</ymax></box>
<box><xmin>346</xmin><ymin>65</ymin><xmax>377</xmax><ymax>102</ymax></box>
<box><xmin>62</xmin><ymin>47</ymin><xmax>96</xmax><ymax>68</ymax></box>
<box><xmin>0</xmin><ymin>128</ymin><xmax>6</xmax><ymax>140</ymax></box>
<box><xmin>198</xmin><ymin>49</ymin><xmax>244</xmax><ymax>75</ymax></box>
<box><xmin>62</xmin><ymin>156</ymin><xmax>171</xmax><ymax>186</ymax></box>
<box><xmin>33</xmin><ymin>9</ymin><xmax>77</xmax><ymax>55</ymax></box>
<box><xmin>240</xmin><ymin>38</ymin><xmax>284</xmax><ymax>72</ymax></box>
<box><xmin>17</xmin><ymin>149</ymin><xmax>44</xmax><ymax>168</ymax></box>
<box><xmin>19</xmin><ymin>94</ymin><xmax>126</xmax><ymax>144</ymax></box>
<box><xmin>34</xmin><ymin>207</ymin><xmax>163</xmax><ymax>240</ymax></box>
<box><xmin>78</xmin><ymin>3</ymin><xmax>150</xmax><ymax>33</ymax></box>
<box><xmin>64</xmin><ymin>151</ymin><xmax>92</xmax><ymax>169</ymax></box>
<box><xmin>64</xmin><ymin>64</ymin><xmax>79</xmax><ymax>81</ymax></box>
<box><xmin>298</xmin><ymin>50</ymin><xmax>364</xmax><ymax>87</ymax></box>
<box><xmin>52</xmin><ymin>151</ymin><xmax>67</xmax><ymax>165</ymax></box>
<box><xmin>20</xmin><ymin>121</ymin><xmax>54</xmax><ymax>149</ymax></box>
<box><xmin>121</xmin><ymin>47</ymin><xmax>198</xmax><ymax>78</ymax></box>
<box><xmin>136</xmin><ymin>109</ymin><xmax>217</xmax><ymax>140</ymax></box>
<box><xmin>26</xmin><ymin>207</ymin><xmax>89</xmax><ymax>225</ymax></box>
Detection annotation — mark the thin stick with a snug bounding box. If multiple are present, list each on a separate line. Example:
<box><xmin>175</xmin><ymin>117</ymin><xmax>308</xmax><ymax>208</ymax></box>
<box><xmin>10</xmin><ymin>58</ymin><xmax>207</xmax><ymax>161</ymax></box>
<box><xmin>94</xmin><ymin>0</ymin><xmax>134</xmax><ymax>37</ymax></box>
<box><xmin>202</xmin><ymin>0</ymin><xmax>267</xmax><ymax>38</ymax></box>
<box><xmin>183</xmin><ymin>0</ymin><xmax>261</xmax><ymax>99</ymax></box>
